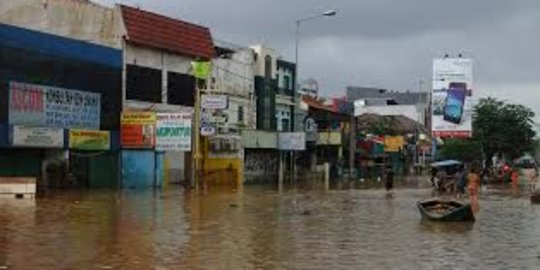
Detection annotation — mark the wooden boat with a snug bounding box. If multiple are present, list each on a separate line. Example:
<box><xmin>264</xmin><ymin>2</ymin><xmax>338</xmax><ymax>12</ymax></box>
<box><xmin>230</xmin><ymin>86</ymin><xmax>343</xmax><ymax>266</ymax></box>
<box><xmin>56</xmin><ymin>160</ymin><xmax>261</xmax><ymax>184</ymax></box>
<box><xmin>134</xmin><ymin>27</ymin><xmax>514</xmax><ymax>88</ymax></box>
<box><xmin>417</xmin><ymin>199</ymin><xmax>475</xmax><ymax>222</ymax></box>
<box><xmin>531</xmin><ymin>192</ymin><xmax>540</xmax><ymax>204</ymax></box>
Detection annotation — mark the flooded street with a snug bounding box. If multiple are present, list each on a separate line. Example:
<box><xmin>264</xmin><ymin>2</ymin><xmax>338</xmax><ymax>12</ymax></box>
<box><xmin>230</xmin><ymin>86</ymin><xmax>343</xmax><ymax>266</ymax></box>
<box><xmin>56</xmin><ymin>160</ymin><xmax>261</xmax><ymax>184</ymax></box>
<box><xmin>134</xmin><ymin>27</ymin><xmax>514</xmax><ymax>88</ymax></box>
<box><xmin>2</xmin><ymin>185</ymin><xmax>540</xmax><ymax>269</ymax></box>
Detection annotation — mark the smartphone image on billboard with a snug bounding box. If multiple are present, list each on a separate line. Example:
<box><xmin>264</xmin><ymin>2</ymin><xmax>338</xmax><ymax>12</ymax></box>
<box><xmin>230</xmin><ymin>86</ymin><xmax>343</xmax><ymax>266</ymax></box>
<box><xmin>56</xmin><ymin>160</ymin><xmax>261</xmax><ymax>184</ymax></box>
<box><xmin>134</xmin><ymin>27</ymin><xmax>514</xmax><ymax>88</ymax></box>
<box><xmin>443</xmin><ymin>87</ymin><xmax>466</xmax><ymax>124</ymax></box>
<box><xmin>449</xmin><ymin>82</ymin><xmax>471</xmax><ymax>96</ymax></box>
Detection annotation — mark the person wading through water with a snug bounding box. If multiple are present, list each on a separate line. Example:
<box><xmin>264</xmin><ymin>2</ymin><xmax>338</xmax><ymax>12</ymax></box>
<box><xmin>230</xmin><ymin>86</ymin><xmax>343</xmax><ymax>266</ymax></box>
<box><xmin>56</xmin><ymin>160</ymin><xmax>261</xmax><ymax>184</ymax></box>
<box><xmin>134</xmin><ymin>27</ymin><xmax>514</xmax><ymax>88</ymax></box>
<box><xmin>456</xmin><ymin>165</ymin><xmax>467</xmax><ymax>198</ymax></box>
<box><xmin>467</xmin><ymin>164</ymin><xmax>482</xmax><ymax>212</ymax></box>
<box><xmin>385</xmin><ymin>166</ymin><xmax>394</xmax><ymax>197</ymax></box>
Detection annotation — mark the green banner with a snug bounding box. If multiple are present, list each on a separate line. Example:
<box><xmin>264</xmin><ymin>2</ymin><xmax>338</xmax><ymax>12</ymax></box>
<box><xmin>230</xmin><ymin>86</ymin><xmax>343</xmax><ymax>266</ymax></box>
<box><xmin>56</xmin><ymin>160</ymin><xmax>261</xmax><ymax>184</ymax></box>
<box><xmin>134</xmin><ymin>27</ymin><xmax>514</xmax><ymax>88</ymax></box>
<box><xmin>191</xmin><ymin>61</ymin><xmax>212</xmax><ymax>79</ymax></box>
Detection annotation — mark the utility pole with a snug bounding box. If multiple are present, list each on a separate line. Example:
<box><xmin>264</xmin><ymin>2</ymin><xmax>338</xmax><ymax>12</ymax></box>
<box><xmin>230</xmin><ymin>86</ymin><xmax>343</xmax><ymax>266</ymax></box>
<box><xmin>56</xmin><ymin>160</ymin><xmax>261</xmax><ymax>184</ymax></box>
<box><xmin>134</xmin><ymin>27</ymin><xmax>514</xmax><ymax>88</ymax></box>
<box><xmin>192</xmin><ymin>78</ymin><xmax>202</xmax><ymax>190</ymax></box>
<box><xmin>294</xmin><ymin>10</ymin><xmax>337</xmax><ymax>183</ymax></box>
<box><xmin>349</xmin><ymin>110</ymin><xmax>355</xmax><ymax>180</ymax></box>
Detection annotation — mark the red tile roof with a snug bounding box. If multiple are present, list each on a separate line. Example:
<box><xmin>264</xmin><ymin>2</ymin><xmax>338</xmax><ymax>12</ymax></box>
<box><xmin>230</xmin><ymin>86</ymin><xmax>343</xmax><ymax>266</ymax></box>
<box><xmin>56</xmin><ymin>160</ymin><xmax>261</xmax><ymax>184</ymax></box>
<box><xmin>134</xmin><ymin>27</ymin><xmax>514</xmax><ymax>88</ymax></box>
<box><xmin>302</xmin><ymin>96</ymin><xmax>333</xmax><ymax>111</ymax></box>
<box><xmin>120</xmin><ymin>5</ymin><xmax>215</xmax><ymax>59</ymax></box>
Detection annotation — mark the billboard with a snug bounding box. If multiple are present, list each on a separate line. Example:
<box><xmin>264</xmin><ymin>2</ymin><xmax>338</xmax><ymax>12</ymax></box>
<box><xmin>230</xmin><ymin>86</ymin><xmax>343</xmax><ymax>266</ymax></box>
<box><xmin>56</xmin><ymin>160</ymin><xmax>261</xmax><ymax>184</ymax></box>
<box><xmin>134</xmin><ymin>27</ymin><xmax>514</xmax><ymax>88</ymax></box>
<box><xmin>156</xmin><ymin>113</ymin><xmax>192</xmax><ymax>151</ymax></box>
<box><xmin>9</xmin><ymin>82</ymin><xmax>101</xmax><ymax>130</ymax></box>
<box><xmin>121</xmin><ymin>112</ymin><xmax>156</xmax><ymax>148</ymax></box>
<box><xmin>431</xmin><ymin>58</ymin><xmax>473</xmax><ymax>137</ymax></box>
<box><xmin>201</xmin><ymin>95</ymin><xmax>228</xmax><ymax>109</ymax></box>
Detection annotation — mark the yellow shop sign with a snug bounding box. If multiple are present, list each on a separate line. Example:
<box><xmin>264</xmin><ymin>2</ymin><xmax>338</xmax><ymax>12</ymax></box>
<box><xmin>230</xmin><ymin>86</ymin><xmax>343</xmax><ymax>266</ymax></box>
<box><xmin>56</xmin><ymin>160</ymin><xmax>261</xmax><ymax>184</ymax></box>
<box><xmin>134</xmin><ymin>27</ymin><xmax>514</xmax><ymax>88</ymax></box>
<box><xmin>69</xmin><ymin>129</ymin><xmax>110</xmax><ymax>150</ymax></box>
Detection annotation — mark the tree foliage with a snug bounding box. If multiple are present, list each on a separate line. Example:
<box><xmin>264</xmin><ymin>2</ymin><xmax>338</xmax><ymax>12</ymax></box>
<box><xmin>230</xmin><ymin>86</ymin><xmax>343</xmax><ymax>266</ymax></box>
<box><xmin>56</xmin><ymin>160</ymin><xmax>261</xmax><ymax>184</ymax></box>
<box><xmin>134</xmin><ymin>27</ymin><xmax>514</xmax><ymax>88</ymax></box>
<box><xmin>439</xmin><ymin>138</ymin><xmax>483</xmax><ymax>162</ymax></box>
<box><xmin>473</xmin><ymin>97</ymin><xmax>536</xmax><ymax>159</ymax></box>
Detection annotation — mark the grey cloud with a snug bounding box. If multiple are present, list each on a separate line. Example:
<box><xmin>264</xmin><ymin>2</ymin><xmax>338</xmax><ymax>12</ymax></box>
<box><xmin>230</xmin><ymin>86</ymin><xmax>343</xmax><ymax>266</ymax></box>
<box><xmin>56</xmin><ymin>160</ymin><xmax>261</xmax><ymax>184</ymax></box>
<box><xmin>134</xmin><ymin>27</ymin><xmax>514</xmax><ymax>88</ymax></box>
<box><xmin>95</xmin><ymin>0</ymin><xmax>539</xmax><ymax>113</ymax></box>
<box><xmin>100</xmin><ymin>0</ymin><xmax>538</xmax><ymax>39</ymax></box>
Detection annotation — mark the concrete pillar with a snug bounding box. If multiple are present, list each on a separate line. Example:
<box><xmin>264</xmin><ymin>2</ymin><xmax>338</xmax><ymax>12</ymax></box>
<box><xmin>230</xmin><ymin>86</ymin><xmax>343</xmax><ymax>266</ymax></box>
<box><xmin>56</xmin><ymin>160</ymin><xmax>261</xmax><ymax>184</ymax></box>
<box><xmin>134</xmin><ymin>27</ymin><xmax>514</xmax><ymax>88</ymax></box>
<box><xmin>161</xmin><ymin>51</ymin><xmax>168</xmax><ymax>104</ymax></box>
<box><xmin>349</xmin><ymin>117</ymin><xmax>356</xmax><ymax>180</ymax></box>
<box><xmin>278</xmin><ymin>151</ymin><xmax>284</xmax><ymax>192</ymax></box>
<box><xmin>324</xmin><ymin>162</ymin><xmax>330</xmax><ymax>190</ymax></box>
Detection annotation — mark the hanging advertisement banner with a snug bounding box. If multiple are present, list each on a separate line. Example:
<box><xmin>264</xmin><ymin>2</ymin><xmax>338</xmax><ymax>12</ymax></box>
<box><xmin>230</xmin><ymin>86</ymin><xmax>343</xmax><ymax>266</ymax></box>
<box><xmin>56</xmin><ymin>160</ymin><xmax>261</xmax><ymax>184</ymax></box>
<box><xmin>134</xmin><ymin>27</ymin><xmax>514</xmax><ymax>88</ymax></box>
<box><xmin>278</xmin><ymin>132</ymin><xmax>306</xmax><ymax>150</ymax></box>
<box><xmin>156</xmin><ymin>113</ymin><xmax>192</xmax><ymax>151</ymax></box>
<box><xmin>9</xmin><ymin>82</ymin><xmax>101</xmax><ymax>130</ymax></box>
<box><xmin>384</xmin><ymin>136</ymin><xmax>405</xmax><ymax>152</ymax></box>
<box><xmin>201</xmin><ymin>95</ymin><xmax>228</xmax><ymax>109</ymax></box>
<box><xmin>121</xmin><ymin>112</ymin><xmax>156</xmax><ymax>148</ymax></box>
<box><xmin>431</xmin><ymin>58</ymin><xmax>473</xmax><ymax>137</ymax></box>
<box><xmin>11</xmin><ymin>126</ymin><xmax>64</xmax><ymax>148</ymax></box>
<box><xmin>69</xmin><ymin>129</ymin><xmax>110</xmax><ymax>150</ymax></box>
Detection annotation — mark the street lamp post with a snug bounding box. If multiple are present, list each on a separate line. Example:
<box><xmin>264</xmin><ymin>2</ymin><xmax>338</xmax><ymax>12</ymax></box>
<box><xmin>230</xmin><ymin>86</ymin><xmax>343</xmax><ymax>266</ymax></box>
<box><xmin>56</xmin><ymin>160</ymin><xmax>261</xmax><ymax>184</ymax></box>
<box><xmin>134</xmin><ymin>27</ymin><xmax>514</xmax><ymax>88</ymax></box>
<box><xmin>294</xmin><ymin>10</ymin><xmax>337</xmax><ymax>91</ymax></box>
<box><xmin>293</xmin><ymin>10</ymin><xmax>336</xmax><ymax>181</ymax></box>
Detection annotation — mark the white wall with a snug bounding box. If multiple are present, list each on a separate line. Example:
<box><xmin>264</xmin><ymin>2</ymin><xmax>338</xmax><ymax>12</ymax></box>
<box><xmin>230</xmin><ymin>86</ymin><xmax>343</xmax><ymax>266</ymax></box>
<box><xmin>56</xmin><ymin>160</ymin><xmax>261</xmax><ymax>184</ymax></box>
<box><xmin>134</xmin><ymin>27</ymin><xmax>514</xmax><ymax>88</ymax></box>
<box><xmin>124</xmin><ymin>43</ymin><xmax>192</xmax><ymax>74</ymax></box>
<box><xmin>212</xmin><ymin>47</ymin><xmax>256</xmax><ymax>129</ymax></box>
<box><xmin>225</xmin><ymin>96</ymin><xmax>252</xmax><ymax>126</ymax></box>
<box><xmin>0</xmin><ymin>0</ymin><xmax>123</xmax><ymax>48</ymax></box>
<box><xmin>250</xmin><ymin>45</ymin><xmax>279</xmax><ymax>78</ymax></box>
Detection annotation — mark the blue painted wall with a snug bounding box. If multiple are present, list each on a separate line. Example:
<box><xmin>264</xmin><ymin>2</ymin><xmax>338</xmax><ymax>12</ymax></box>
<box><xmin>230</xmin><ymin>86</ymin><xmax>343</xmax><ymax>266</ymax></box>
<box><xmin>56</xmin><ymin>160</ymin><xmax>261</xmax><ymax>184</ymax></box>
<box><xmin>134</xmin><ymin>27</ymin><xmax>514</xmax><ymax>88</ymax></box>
<box><xmin>0</xmin><ymin>23</ymin><xmax>122</xmax><ymax>68</ymax></box>
<box><xmin>121</xmin><ymin>150</ymin><xmax>156</xmax><ymax>189</ymax></box>
<box><xmin>155</xmin><ymin>152</ymin><xmax>165</xmax><ymax>188</ymax></box>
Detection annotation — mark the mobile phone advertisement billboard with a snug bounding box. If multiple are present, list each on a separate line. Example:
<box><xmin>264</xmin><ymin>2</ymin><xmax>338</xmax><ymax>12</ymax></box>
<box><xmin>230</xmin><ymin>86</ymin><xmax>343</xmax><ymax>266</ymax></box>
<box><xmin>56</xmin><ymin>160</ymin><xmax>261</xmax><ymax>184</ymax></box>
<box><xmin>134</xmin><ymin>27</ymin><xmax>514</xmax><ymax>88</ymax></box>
<box><xmin>431</xmin><ymin>58</ymin><xmax>473</xmax><ymax>137</ymax></box>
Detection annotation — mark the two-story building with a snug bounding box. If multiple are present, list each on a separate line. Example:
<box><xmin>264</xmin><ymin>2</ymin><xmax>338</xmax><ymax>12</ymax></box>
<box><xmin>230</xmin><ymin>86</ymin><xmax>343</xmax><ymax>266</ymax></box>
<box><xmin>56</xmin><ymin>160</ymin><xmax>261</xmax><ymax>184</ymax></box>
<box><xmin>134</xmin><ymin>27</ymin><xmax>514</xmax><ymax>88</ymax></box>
<box><xmin>242</xmin><ymin>45</ymin><xmax>298</xmax><ymax>183</ymax></box>
<box><xmin>118</xmin><ymin>5</ymin><xmax>214</xmax><ymax>188</ymax></box>
<box><xmin>199</xmin><ymin>41</ymin><xmax>257</xmax><ymax>186</ymax></box>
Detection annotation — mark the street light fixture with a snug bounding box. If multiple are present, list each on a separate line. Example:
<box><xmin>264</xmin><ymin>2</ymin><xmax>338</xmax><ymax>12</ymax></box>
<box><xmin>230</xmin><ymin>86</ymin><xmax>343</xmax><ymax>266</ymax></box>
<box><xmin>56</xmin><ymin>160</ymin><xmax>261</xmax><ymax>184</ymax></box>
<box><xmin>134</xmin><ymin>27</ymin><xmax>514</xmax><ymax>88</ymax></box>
<box><xmin>294</xmin><ymin>8</ymin><xmax>337</xmax><ymax>103</ymax></box>
<box><xmin>322</xmin><ymin>10</ymin><xmax>337</xmax><ymax>17</ymax></box>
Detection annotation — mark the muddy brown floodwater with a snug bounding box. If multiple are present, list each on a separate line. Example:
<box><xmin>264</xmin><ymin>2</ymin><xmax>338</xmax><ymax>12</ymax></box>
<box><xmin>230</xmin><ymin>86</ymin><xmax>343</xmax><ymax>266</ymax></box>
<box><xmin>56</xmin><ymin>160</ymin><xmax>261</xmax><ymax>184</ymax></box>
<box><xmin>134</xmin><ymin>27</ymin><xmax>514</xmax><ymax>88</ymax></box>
<box><xmin>1</xmin><ymin>185</ymin><xmax>540</xmax><ymax>269</ymax></box>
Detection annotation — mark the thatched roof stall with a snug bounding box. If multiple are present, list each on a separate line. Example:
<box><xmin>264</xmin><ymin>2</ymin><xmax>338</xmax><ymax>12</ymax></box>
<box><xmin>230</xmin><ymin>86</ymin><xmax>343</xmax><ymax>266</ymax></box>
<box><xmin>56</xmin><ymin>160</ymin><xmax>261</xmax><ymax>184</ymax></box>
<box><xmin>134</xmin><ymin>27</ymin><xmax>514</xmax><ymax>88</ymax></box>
<box><xmin>355</xmin><ymin>113</ymin><xmax>428</xmax><ymax>135</ymax></box>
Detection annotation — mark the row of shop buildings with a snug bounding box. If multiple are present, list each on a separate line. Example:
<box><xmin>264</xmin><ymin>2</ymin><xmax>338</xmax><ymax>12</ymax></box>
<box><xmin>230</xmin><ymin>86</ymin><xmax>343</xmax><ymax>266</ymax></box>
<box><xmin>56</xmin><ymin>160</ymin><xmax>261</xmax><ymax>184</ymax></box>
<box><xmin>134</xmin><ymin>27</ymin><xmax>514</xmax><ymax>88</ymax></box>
<box><xmin>0</xmin><ymin>0</ymin><xmax>342</xmax><ymax>190</ymax></box>
<box><xmin>0</xmin><ymin>0</ymin><xmax>430</xmax><ymax>191</ymax></box>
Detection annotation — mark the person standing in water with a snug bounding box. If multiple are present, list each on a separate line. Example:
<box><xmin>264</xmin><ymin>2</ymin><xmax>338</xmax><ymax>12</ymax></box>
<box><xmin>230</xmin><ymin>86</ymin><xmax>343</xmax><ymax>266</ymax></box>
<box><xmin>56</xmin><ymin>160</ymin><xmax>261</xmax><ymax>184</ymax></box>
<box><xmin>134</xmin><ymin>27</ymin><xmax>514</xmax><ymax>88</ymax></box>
<box><xmin>510</xmin><ymin>166</ymin><xmax>520</xmax><ymax>188</ymax></box>
<box><xmin>523</xmin><ymin>161</ymin><xmax>538</xmax><ymax>192</ymax></box>
<box><xmin>456</xmin><ymin>165</ymin><xmax>467</xmax><ymax>198</ymax></box>
<box><xmin>467</xmin><ymin>166</ymin><xmax>481</xmax><ymax>208</ymax></box>
<box><xmin>385</xmin><ymin>166</ymin><xmax>394</xmax><ymax>196</ymax></box>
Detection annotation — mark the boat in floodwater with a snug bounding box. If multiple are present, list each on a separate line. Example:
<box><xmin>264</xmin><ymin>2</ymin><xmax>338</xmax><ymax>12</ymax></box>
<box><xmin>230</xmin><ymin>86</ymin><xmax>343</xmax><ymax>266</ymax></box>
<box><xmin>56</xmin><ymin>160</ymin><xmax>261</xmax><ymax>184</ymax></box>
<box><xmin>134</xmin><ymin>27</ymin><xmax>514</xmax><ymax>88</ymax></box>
<box><xmin>417</xmin><ymin>199</ymin><xmax>475</xmax><ymax>222</ymax></box>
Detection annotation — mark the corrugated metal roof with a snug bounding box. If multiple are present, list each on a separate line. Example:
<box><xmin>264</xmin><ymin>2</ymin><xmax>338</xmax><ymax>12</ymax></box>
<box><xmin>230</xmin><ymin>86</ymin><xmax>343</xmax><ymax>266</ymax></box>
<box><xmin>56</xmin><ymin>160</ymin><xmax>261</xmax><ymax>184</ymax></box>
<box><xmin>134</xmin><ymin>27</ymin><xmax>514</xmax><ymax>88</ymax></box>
<box><xmin>120</xmin><ymin>5</ymin><xmax>215</xmax><ymax>59</ymax></box>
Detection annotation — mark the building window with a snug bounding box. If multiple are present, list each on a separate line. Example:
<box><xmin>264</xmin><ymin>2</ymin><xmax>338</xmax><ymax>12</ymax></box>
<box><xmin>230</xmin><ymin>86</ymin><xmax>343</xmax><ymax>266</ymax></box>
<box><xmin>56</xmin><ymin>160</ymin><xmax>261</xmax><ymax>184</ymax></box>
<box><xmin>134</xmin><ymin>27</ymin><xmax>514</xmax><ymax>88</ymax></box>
<box><xmin>282</xmin><ymin>119</ymin><xmax>290</xmax><ymax>132</ymax></box>
<box><xmin>263</xmin><ymin>97</ymin><xmax>271</xmax><ymax>129</ymax></box>
<box><xmin>238</xmin><ymin>105</ymin><xmax>244</xmax><ymax>123</ymax></box>
<box><xmin>283</xmin><ymin>75</ymin><xmax>290</xmax><ymax>90</ymax></box>
<box><xmin>167</xmin><ymin>72</ymin><xmax>195</xmax><ymax>106</ymax></box>
<box><xmin>126</xmin><ymin>64</ymin><xmax>162</xmax><ymax>103</ymax></box>
<box><xmin>264</xmin><ymin>55</ymin><xmax>272</xmax><ymax>79</ymax></box>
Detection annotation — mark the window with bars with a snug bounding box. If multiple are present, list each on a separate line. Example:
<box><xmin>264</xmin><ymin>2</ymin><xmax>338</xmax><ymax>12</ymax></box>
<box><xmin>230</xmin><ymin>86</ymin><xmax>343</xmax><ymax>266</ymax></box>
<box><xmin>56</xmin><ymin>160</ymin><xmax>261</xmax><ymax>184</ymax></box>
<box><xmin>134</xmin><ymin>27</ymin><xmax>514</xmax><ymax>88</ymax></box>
<box><xmin>238</xmin><ymin>105</ymin><xmax>244</xmax><ymax>123</ymax></box>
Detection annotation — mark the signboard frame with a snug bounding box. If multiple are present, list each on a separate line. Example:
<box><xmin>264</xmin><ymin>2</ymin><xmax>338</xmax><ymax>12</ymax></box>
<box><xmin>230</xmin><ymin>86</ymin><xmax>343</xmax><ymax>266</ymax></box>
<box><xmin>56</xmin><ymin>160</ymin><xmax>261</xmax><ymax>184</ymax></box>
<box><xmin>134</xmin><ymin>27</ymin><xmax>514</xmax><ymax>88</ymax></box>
<box><xmin>9</xmin><ymin>81</ymin><xmax>101</xmax><ymax>130</ymax></box>
<box><xmin>11</xmin><ymin>126</ymin><xmax>64</xmax><ymax>148</ymax></box>
<box><xmin>69</xmin><ymin>129</ymin><xmax>110</xmax><ymax>151</ymax></box>
<box><xmin>278</xmin><ymin>132</ymin><xmax>306</xmax><ymax>151</ymax></box>
<box><xmin>156</xmin><ymin>113</ymin><xmax>192</xmax><ymax>151</ymax></box>
<box><xmin>121</xmin><ymin>112</ymin><xmax>156</xmax><ymax>148</ymax></box>
<box><xmin>201</xmin><ymin>95</ymin><xmax>228</xmax><ymax>110</ymax></box>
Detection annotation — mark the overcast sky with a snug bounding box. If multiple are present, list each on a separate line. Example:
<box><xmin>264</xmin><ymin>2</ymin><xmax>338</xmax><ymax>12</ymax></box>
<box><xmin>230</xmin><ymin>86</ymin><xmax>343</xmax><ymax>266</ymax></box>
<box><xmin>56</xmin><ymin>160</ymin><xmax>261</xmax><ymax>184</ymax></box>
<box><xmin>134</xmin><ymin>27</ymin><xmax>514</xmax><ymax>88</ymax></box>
<box><xmin>95</xmin><ymin>0</ymin><xmax>539</xmax><ymax>118</ymax></box>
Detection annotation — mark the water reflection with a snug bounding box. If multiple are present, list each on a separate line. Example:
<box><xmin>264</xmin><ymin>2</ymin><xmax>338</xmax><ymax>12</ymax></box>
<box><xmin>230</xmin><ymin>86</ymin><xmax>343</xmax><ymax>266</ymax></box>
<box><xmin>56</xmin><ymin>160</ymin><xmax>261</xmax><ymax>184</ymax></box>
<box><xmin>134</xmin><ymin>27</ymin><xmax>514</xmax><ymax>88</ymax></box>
<box><xmin>419</xmin><ymin>220</ymin><xmax>475</xmax><ymax>234</ymax></box>
<box><xmin>1</xmin><ymin>186</ymin><xmax>540</xmax><ymax>269</ymax></box>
